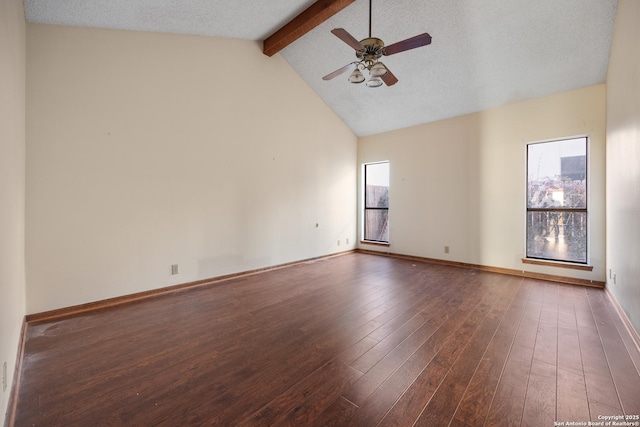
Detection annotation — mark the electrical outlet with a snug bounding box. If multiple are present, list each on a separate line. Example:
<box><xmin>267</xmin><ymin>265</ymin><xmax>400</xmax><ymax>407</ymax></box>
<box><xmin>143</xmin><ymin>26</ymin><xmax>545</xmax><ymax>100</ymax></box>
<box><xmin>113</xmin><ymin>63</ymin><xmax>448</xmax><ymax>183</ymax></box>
<box><xmin>444</xmin><ymin>246</ymin><xmax>450</xmax><ymax>254</ymax></box>
<box><xmin>613</xmin><ymin>273</ymin><xmax>617</xmax><ymax>285</ymax></box>
<box><xmin>337</xmin><ymin>240</ymin><xmax>341</xmax><ymax>246</ymax></box>
<box><xmin>609</xmin><ymin>269</ymin><xmax>612</xmax><ymax>279</ymax></box>
<box><xmin>346</xmin><ymin>238</ymin><xmax>349</xmax><ymax>244</ymax></box>
<box><xmin>171</xmin><ymin>264</ymin><xmax>179</xmax><ymax>275</ymax></box>
<box><xmin>2</xmin><ymin>361</ymin><xmax>6</xmax><ymax>392</ymax></box>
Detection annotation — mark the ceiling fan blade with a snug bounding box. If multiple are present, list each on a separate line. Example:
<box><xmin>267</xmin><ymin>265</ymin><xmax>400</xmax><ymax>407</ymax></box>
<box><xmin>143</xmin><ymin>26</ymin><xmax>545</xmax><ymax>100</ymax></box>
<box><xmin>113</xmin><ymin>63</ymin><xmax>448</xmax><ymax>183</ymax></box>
<box><xmin>331</xmin><ymin>28</ymin><xmax>365</xmax><ymax>51</ymax></box>
<box><xmin>384</xmin><ymin>33</ymin><xmax>432</xmax><ymax>56</ymax></box>
<box><xmin>379</xmin><ymin>63</ymin><xmax>398</xmax><ymax>86</ymax></box>
<box><xmin>322</xmin><ymin>62</ymin><xmax>357</xmax><ymax>80</ymax></box>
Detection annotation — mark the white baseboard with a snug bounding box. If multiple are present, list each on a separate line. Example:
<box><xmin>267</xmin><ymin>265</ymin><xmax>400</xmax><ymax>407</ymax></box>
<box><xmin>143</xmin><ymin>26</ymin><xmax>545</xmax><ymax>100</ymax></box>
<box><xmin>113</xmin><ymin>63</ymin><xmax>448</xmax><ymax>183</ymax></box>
<box><xmin>605</xmin><ymin>286</ymin><xmax>640</xmax><ymax>358</ymax></box>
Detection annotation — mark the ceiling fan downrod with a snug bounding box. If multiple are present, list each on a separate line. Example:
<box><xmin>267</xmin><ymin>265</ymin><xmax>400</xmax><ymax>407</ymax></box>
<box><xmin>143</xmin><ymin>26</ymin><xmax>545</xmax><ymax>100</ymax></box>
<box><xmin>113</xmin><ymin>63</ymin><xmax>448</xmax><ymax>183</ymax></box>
<box><xmin>369</xmin><ymin>0</ymin><xmax>372</xmax><ymax>38</ymax></box>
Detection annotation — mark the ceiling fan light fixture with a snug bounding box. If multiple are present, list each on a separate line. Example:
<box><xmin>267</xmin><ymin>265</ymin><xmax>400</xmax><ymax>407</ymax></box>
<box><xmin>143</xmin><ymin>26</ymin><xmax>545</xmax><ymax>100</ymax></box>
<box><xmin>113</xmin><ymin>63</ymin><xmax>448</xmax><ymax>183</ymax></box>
<box><xmin>348</xmin><ymin>68</ymin><xmax>365</xmax><ymax>83</ymax></box>
<box><xmin>366</xmin><ymin>76</ymin><xmax>383</xmax><ymax>88</ymax></box>
<box><xmin>370</xmin><ymin>62</ymin><xmax>387</xmax><ymax>77</ymax></box>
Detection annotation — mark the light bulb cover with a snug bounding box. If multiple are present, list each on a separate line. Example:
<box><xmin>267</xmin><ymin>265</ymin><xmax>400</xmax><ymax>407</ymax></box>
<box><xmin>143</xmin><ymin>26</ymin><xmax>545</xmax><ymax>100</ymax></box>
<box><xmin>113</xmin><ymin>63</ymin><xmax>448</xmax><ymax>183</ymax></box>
<box><xmin>348</xmin><ymin>69</ymin><xmax>365</xmax><ymax>84</ymax></box>
<box><xmin>366</xmin><ymin>76</ymin><xmax>383</xmax><ymax>88</ymax></box>
<box><xmin>370</xmin><ymin>62</ymin><xmax>387</xmax><ymax>77</ymax></box>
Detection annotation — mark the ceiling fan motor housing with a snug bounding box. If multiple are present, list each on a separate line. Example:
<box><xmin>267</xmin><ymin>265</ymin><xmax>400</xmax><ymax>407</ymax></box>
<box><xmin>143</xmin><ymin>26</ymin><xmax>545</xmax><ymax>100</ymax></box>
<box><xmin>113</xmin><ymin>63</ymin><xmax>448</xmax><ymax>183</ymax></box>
<box><xmin>356</xmin><ymin>38</ymin><xmax>385</xmax><ymax>62</ymax></box>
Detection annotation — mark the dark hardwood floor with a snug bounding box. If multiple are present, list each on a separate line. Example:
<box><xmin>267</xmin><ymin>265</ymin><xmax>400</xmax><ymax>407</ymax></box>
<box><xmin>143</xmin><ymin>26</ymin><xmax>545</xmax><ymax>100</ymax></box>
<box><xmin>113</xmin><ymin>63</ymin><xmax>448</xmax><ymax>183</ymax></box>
<box><xmin>12</xmin><ymin>252</ymin><xmax>640</xmax><ymax>426</ymax></box>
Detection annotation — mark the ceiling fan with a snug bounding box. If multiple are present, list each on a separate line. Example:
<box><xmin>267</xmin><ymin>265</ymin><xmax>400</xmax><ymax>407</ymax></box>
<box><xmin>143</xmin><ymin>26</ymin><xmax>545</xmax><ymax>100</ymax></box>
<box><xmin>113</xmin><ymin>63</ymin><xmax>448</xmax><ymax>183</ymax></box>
<box><xmin>322</xmin><ymin>0</ymin><xmax>432</xmax><ymax>87</ymax></box>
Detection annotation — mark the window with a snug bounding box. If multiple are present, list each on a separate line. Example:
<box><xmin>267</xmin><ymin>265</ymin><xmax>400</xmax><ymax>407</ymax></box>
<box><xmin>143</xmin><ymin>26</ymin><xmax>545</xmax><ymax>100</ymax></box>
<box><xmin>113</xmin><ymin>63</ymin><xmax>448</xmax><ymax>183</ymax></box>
<box><xmin>526</xmin><ymin>137</ymin><xmax>587</xmax><ymax>263</ymax></box>
<box><xmin>363</xmin><ymin>162</ymin><xmax>389</xmax><ymax>243</ymax></box>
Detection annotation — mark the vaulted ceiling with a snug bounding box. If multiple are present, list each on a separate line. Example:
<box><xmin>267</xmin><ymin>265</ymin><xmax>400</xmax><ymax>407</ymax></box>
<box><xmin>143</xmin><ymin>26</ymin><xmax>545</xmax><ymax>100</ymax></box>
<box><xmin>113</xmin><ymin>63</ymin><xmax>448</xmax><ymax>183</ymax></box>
<box><xmin>24</xmin><ymin>0</ymin><xmax>618</xmax><ymax>136</ymax></box>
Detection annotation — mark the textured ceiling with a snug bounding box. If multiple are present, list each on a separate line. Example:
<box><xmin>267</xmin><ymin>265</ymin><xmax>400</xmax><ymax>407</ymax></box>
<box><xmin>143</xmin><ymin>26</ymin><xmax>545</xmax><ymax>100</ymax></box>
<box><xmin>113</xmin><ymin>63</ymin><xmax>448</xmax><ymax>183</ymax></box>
<box><xmin>23</xmin><ymin>0</ymin><xmax>319</xmax><ymax>40</ymax></box>
<box><xmin>24</xmin><ymin>0</ymin><xmax>618</xmax><ymax>136</ymax></box>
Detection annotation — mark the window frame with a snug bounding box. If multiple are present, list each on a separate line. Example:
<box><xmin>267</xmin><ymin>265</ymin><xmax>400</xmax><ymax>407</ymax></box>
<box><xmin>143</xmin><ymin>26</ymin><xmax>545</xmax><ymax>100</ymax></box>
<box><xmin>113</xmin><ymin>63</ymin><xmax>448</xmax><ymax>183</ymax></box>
<box><xmin>362</xmin><ymin>161</ymin><xmax>390</xmax><ymax>244</ymax></box>
<box><xmin>525</xmin><ymin>136</ymin><xmax>589</xmax><ymax>265</ymax></box>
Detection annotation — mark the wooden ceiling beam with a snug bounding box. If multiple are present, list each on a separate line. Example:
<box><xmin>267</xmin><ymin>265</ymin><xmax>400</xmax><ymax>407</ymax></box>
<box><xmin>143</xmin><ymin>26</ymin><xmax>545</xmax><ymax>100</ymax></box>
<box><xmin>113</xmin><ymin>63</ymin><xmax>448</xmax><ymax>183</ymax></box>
<box><xmin>263</xmin><ymin>0</ymin><xmax>356</xmax><ymax>57</ymax></box>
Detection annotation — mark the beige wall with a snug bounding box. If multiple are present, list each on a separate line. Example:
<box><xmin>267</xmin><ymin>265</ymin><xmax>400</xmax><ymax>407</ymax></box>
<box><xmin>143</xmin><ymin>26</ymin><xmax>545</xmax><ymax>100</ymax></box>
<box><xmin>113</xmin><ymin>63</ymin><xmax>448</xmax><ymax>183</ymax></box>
<box><xmin>0</xmin><ymin>0</ymin><xmax>26</xmax><ymax>420</ymax></box>
<box><xmin>26</xmin><ymin>24</ymin><xmax>357</xmax><ymax>314</ymax></box>
<box><xmin>359</xmin><ymin>85</ymin><xmax>606</xmax><ymax>283</ymax></box>
<box><xmin>606</xmin><ymin>0</ymin><xmax>640</xmax><ymax>333</ymax></box>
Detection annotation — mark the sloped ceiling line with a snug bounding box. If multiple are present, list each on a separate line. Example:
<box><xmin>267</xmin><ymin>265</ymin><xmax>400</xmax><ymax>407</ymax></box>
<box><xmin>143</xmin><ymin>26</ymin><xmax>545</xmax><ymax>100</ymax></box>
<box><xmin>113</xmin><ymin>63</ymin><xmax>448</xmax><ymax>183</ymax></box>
<box><xmin>23</xmin><ymin>0</ymin><xmax>618</xmax><ymax>137</ymax></box>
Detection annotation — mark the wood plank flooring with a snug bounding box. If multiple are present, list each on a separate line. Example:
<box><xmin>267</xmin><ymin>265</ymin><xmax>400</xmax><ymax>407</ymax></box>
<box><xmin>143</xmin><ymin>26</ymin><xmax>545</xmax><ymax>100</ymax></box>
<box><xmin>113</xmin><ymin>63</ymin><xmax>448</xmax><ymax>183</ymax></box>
<box><xmin>12</xmin><ymin>253</ymin><xmax>640</xmax><ymax>426</ymax></box>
